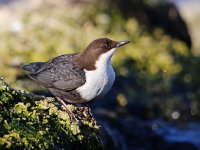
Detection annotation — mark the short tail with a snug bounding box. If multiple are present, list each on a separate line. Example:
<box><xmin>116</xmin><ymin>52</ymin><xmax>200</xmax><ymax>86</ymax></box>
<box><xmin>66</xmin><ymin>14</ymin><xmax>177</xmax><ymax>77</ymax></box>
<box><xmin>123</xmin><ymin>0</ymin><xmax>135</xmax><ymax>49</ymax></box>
<box><xmin>22</xmin><ymin>62</ymin><xmax>44</xmax><ymax>73</ymax></box>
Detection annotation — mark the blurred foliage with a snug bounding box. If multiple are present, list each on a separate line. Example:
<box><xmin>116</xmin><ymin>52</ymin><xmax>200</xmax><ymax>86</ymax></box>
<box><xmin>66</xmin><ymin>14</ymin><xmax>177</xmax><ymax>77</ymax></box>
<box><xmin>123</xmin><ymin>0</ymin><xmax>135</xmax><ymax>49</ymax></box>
<box><xmin>0</xmin><ymin>78</ymin><xmax>102</xmax><ymax>149</ymax></box>
<box><xmin>0</xmin><ymin>0</ymin><xmax>200</xmax><ymax>121</ymax></box>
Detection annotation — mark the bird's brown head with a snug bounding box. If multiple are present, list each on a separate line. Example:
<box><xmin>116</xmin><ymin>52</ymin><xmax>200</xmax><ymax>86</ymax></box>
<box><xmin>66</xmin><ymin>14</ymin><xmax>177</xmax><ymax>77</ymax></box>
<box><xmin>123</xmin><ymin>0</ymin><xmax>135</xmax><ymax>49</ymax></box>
<box><xmin>76</xmin><ymin>38</ymin><xmax>130</xmax><ymax>70</ymax></box>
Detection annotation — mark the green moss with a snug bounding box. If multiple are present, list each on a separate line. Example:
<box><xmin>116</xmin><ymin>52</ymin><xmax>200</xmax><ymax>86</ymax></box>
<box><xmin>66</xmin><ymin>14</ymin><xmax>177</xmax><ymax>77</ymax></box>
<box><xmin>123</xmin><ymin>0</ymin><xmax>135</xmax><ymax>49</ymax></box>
<box><xmin>0</xmin><ymin>78</ymin><xmax>102</xmax><ymax>150</ymax></box>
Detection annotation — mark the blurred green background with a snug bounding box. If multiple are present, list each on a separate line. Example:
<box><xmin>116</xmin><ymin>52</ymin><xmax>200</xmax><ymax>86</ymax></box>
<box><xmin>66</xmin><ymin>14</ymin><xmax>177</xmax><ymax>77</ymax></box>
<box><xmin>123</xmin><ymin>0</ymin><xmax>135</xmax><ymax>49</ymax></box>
<box><xmin>1</xmin><ymin>0</ymin><xmax>200</xmax><ymax>149</ymax></box>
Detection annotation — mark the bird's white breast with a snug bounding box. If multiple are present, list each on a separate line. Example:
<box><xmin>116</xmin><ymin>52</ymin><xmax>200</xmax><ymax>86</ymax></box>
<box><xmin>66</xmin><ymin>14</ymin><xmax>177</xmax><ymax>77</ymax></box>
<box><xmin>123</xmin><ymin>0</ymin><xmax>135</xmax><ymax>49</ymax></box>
<box><xmin>76</xmin><ymin>48</ymin><xmax>116</xmax><ymax>101</ymax></box>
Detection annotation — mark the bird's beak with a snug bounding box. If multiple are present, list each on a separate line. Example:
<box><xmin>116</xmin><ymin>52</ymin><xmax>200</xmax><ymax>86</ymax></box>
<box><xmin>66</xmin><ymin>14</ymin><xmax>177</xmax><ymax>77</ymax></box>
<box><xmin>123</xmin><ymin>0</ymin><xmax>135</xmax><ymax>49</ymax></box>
<box><xmin>117</xmin><ymin>40</ymin><xmax>130</xmax><ymax>47</ymax></box>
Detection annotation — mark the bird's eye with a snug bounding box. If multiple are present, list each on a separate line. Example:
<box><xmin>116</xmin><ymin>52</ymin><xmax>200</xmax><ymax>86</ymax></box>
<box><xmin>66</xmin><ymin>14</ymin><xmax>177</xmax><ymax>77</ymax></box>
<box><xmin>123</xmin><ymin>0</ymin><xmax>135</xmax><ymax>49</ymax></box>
<box><xmin>101</xmin><ymin>44</ymin><xmax>107</xmax><ymax>49</ymax></box>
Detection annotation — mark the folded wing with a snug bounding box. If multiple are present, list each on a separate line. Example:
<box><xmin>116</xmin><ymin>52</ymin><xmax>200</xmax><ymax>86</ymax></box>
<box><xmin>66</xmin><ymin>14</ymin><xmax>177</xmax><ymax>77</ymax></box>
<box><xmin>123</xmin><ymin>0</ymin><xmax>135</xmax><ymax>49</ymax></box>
<box><xmin>23</xmin><ymin>54</ymin><xmax>85</xmax><ymax>91</ymax></box>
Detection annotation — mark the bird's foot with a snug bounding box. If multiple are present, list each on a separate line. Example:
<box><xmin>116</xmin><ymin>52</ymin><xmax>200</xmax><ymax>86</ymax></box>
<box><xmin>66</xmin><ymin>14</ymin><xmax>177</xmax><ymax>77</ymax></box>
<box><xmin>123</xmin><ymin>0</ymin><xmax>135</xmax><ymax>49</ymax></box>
<box><xmin>85</xmin><ymin>105</ymin><xmax>93</xmax><ymax>119</ymax></box>
<box><xmin>76</xmin><ymin>104</ymin><xmax>94</xmax><ymax>120</ymax></box>
<box><xmin>56</xmin><ymin>97</ymin><xmax>79</xmax><ymax>122</ymax></box>
<box><xmin>63</xmin><ymin>106</ymin><xmax>79</xmax><ymax>122</ymax></box>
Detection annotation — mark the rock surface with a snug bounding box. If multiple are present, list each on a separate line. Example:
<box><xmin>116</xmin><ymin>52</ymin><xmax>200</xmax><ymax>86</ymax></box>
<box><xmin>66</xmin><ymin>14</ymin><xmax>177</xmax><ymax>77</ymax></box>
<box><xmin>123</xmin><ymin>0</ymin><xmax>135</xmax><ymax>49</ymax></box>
<box><xmin>0</xmin><ymin>77</ymin><xmax>102</xmax><ymax>150</ymax></box>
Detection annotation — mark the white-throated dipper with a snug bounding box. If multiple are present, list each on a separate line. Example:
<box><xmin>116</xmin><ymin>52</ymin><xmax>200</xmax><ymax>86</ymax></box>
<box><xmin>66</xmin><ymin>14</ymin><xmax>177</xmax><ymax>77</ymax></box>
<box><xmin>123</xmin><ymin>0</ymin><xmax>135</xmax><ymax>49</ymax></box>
<box><xmin>23</xmin><ymin>38</ymin><xmax>129</xmax><ymax>116</ymax></box>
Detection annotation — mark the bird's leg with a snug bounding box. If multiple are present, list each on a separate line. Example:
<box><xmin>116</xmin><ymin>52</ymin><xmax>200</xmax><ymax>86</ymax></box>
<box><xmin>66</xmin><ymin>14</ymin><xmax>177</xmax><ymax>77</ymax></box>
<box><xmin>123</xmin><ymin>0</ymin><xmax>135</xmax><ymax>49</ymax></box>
<box><xmin>85</xmin><ymin>104</ymin><xmax>93</xmax><ymax>118</ymax></box>
<box><xmin>56</xmin><ymin>97</ymin><xmax>78</xmax><ymax>122</ymax></box>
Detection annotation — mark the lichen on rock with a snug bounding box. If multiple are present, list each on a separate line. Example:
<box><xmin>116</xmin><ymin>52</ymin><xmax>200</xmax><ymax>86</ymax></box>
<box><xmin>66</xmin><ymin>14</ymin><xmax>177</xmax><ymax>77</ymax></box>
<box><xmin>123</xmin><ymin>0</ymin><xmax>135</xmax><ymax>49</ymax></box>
<box><xmin>0</xmin><ymin>77</ymin><xmax>102</xmax><ymax>150</ymax></box>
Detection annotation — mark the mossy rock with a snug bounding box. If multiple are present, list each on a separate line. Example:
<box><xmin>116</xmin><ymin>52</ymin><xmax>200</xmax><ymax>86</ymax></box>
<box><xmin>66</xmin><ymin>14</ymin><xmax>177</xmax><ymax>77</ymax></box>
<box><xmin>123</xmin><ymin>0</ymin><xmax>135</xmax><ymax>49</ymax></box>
<box><xmin>0</xmin><ymin>77</ymin><xmax>102</xmax><ymax>150</ymax></box>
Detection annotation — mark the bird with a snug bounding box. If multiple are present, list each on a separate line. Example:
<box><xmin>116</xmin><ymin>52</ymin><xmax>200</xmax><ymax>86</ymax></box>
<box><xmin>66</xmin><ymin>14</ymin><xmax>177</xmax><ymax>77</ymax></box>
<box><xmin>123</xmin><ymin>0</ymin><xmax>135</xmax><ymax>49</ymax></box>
<box><xmin>22</xmin><ymin>38</ymin><xmax>129</xmax><ymax>118</ymax></box>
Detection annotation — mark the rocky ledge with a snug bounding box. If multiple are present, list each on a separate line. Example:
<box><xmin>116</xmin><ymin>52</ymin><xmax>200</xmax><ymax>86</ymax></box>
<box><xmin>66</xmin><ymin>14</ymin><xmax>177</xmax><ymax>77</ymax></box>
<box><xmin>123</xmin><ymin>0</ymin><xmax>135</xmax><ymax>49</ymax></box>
<box><xmin>0</xmin><ymin>77</ymin><xmax>102</xmax><ymax>150</ymax></box>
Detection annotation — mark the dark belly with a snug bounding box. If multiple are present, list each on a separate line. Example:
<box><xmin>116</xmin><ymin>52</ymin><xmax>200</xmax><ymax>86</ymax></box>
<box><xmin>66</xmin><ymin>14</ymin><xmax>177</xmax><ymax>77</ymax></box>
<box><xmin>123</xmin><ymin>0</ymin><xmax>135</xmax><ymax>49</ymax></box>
<box><xmin>49</xmin><ymin>88</ymin><xmax>87</xmax><ymax>104</ymax></box>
